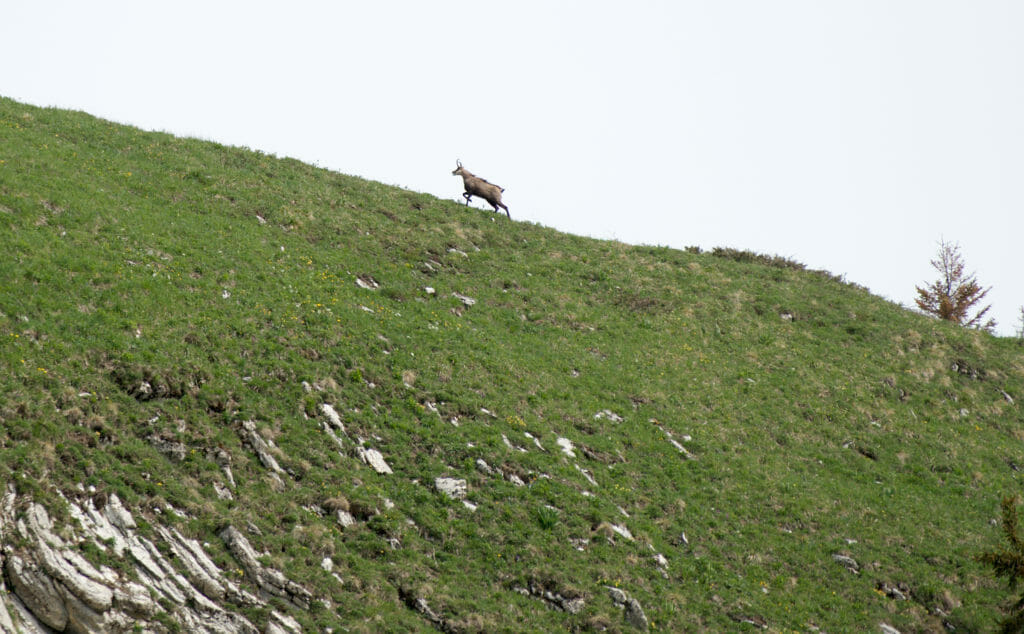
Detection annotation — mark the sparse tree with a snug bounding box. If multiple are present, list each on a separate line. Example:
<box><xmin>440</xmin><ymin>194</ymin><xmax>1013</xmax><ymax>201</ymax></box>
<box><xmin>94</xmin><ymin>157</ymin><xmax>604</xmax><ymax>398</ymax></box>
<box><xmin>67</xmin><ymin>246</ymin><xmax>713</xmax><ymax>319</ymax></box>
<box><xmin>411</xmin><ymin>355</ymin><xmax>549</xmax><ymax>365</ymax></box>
<box><xmin>979</xmin><ymin>496</ymin><xmax>1024</xmax><ymax>632</ymax></box>
<box><xmin>915</xmin><ymin>239</ymin><xmax>996</xmax><ymax>332</ymax></box>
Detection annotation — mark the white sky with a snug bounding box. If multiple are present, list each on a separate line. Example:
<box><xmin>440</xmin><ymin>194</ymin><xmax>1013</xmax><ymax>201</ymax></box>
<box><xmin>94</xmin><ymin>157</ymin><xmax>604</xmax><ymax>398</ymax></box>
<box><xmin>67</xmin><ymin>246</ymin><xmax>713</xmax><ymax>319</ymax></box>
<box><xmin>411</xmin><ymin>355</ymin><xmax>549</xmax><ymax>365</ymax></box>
<box><xmin>3</xmin><ymin>1</ymin><xmax>1022</xmax><ymax>335</ymax></box>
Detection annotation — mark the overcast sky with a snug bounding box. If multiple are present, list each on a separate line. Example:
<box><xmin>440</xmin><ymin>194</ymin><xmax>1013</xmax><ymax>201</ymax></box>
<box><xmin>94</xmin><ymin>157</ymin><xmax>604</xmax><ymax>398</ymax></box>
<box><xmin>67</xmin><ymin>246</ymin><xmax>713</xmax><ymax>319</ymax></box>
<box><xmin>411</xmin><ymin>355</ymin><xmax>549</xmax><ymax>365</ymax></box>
<box><xmin>3</xmin><ymin>1</ymin><xmax>1022</xmax><ymax>335</ymax></box>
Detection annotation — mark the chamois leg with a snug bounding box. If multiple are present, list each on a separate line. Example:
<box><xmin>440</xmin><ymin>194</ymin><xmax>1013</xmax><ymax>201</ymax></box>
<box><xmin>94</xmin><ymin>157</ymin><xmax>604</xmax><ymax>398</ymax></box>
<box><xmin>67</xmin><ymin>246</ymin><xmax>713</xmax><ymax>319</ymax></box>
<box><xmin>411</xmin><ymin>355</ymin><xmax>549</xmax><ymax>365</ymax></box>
<box><xmin>495</xmin><ymin>202</ymin><xmax>510</xmax><ymax>219</ymax></box>
<box><xmin>462</xmin><ymin>192</ymin><xmax>473</xmax><ymax>205</ymax></box>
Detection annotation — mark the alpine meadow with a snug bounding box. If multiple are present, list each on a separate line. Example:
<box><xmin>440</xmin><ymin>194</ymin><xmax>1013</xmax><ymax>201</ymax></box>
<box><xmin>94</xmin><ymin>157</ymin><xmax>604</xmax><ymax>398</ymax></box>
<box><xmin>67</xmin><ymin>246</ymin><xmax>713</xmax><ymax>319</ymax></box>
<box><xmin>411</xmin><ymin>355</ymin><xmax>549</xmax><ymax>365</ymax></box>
<box><xmin>2</xmin><ymin>97</ymin><xmax>1023</xmax><ymax>633</ymax></box>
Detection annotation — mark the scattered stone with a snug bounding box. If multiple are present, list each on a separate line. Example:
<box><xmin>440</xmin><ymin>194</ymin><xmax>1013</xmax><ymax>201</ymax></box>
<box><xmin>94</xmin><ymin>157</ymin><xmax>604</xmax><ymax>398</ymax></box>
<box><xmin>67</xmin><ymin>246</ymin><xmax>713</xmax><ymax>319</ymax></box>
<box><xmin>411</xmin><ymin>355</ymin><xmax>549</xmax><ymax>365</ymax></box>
<box><xmin>321</xmin><ymin>422</ymin><xmax>346</xmax><ymax>452</ymax></box>
<box><xmin>475</xmin><ymin>459</ymin><xmax>494</xmax><ymax>475</ymax></box>
<box><xmin>524</xmin><ymin>432</ymin><xmax>545</xmax><ymax>451</ymax></box>
<box><xmin>357</xmin><ymin>446</ymin><xmax>393</xmax><ymax>475</ymax></box>
<box><xmin>502</xmin><ymin>434</ymin><xmax>527</xmax><ymax>453</ymax></box>
<box><xmin>320</xmin><ymin>403</ymin><xmax>344</xmax><ymax>430</ymax></box>
<box><xmin>1000</xmin><ymin>389</ymin><xmax>1015</xmax><ymax>405</ymax></box>
<box><xmin>610</xmin><ymin>523</ymin><xmax>634</xmax><ymax>541</ymax></box>
<box><xmin>594</xmin><ymin>409</ymin><xmax>623</xmax><ymax>423</ymax></box>
<box><xmin>664</xmin><ymin>429</ymin><xmax>697</xmax><ymax>460</ymax></box>
<box><xmin>625</xmin><ymin>597</ymin><xmax>650</xmax><ymax>630</ymax></box>
<box><xmin>212</xmin><ymin>449</ymin><xmax>236</xmax><ymax>488</ymax></box>
<box><xmin>563</xmin><ymin>596</ymin><xmax>586</xmax><ymax>614</ymax></box>
<box><xmin>606</xmin><ymin>586</ymin><xmax>648</xmax><ymax>630</ymax></box>
<box><xmin>569</xmin><ymin>538</ymin><xmax>589</xmax><ymax>551</ymax></box>
<box><xmin>424</xmin><ymin>286</ymin><xmax>435</xmax><ymax>295</ymax></box>
<box><xmin>335</xmin><ymin>510</ymin><xmax>356</xmax><ymax>528</ymax></box>
<box><xmin>728</xmin><ymin>613</ymin><xmax>768</xmax><ymax>629</ymax></box>
<box><xmin>556</xmin><ymin>437</ymin><xmax>576</xmax><ymax>458</ymax></box>
<box><xmin>452</xmin><ymin>292</ymin><xmax>476</xmax><ymax>307</ymax></box>
<box><xmin>517</xmin><ymin>580</ymin><xmax>586</xmax><ymax>614</ymax></box>
<box><xmin>399</xmin><ymin>589</ymin><xmax>458</xmax><ymax>634</ymax></box>
<box><xmin>240</xmin><ymin>420</ymin><xmax>285</xmax><ymax>476</ymax></box>
<box><xmin>506</xmin><ymin>473</ymin><xmax>526</xmax><ymax>487</ymax></box>
<box><xmin>148</xmin><ymin>434</ymin><xmax>188</xmax><ymax>461</ymax></box>
<box><xmin>435</xmin><ymin>478</ymin><xmax>467</xmax><ymax>500</ymax></box>
<box><xmin>575</xmin><ymin>464</ymin><xmax>598</xmax><ymax>487</ymax></box>
<box><xmin>580</xmin><ymin>444</ymin><xmax>614</xmax><ymax>464</ymax></box>
<box><xmin>355</xmin><ymin>275</ymin><xmax>379</xmax><ymax>290</ymax></box>
<box><xmin>653</xmin><ymin>552</ymin><xmax>669</xmax><ymax>571</ymax></box>
<box><xmin>876</xmin><ymin>581</ymin><xmax>907</xmax><ymax>601</ymax></box>
<box><xmin>213</xmin><ymin>481</ymin><xmax>234</xmax><ymax>501</ymax></box>
<box><xmin>880</xmin><ymin>624</ymin><xmax>901</xmax><ymax>634</ymax></box>
<box><xmin>832</xmin><ymin>553</ymin><xmax>860</xmax><ymax>574</ymax></box>
<box><xmin>462</xmin><ymin>500</ymin><xmax>478</xmax><ymax>512</ymax></box>
<box><xmin>321</xmin><ymin>558</ymin><xmax>333</xmax><ymax>573</ymax></box>
<box><xmin>606</xmin><ymin>586</ymin><xmax>629</xmax><ymax>606</ymax></box>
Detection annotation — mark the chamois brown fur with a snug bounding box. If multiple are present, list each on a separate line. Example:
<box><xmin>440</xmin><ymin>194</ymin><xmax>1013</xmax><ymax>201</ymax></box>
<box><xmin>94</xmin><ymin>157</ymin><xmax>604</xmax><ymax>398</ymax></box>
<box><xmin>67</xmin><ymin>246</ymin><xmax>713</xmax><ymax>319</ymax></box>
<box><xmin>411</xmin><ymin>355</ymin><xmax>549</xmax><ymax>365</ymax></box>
<box><xmin>452</xmin><ymin>161</ymin><xmax>509</xmax><ymax>219</ymax></box>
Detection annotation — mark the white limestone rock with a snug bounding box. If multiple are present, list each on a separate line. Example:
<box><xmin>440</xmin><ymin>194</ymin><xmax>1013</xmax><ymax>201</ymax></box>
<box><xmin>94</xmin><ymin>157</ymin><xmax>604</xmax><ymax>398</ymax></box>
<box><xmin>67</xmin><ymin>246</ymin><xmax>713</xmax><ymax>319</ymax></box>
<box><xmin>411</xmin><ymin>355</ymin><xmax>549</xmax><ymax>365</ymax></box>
<box><xmin>434</xmin><ymin>478</ymin><xmax>468</xmax><ymax>500</ymax></box>
<box><xmin>556</xmin><ymin>437</ymin><xmax>576</xmax><ymax>458</ymax></box>
<box><xmin>357</xmin><ymin>446</ymin><xmax>393</xmax><ymax>475</ymax></box>
<box><xmin>320</xmin><ymin>403</ymin><xmax>344</xmax><ymax>430</ymax></box>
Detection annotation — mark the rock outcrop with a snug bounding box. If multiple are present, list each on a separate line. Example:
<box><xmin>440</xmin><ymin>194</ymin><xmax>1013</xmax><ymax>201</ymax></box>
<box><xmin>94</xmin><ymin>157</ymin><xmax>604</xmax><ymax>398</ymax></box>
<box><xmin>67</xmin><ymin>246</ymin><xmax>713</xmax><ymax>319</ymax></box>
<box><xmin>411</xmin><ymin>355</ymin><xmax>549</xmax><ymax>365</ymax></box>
<box><xmin>219</xmin><ymin>525</ymin><xmax>313</xmax><ymax>610</ymax></box>
<box><xmin>514</xmin><ymin>579</ymin><xmax>586</xmax><ymax>615</ymax></box>
<box><xmin>606</xmin><ymin>586</ymin><xmax>649</xmax><ymax>631</ymax></box>
<box><xmin>0</xmin><ymin>485</ymin><xmax>308</xmax><ymax>633</ymax></box>
<box><xmin>434</xmin><ymin>478</ymin><xmax>467</xmax><ymax>500</ymax></box>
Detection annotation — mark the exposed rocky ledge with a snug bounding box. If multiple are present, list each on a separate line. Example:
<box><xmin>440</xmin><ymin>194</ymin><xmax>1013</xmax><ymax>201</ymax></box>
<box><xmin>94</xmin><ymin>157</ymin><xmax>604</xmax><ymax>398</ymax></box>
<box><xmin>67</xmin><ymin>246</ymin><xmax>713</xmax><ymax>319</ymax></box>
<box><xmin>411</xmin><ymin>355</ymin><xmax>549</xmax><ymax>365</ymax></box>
<box><xmin>219</xmin><ymin>525</ymin><xmax>313</xmax><ymax>610</ymax></box>
<box><xmin>0</xmin><ymin>485</ymin><xmax>306</xmax><ymax>633</ymax></box>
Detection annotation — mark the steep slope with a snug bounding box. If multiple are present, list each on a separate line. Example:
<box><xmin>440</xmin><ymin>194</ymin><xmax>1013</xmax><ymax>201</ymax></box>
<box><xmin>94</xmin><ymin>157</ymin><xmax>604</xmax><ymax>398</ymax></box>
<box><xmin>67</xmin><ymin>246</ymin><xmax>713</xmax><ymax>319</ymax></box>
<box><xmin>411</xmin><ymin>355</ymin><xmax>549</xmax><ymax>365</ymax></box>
<box><xmin>1</xmin><ymin>96</ymin><xmax>1022</xmax><ymax>632</ymax></box>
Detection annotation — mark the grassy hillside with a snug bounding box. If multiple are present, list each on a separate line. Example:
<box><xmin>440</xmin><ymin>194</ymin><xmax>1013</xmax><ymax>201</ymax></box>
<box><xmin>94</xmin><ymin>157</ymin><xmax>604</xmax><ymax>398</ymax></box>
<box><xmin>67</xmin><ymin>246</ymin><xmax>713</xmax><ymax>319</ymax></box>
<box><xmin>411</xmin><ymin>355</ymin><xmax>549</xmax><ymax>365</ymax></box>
<box><xmin>1</xmin><ymin>96</ymin><xmax>1023</xmax><ymax>632</ymax></box>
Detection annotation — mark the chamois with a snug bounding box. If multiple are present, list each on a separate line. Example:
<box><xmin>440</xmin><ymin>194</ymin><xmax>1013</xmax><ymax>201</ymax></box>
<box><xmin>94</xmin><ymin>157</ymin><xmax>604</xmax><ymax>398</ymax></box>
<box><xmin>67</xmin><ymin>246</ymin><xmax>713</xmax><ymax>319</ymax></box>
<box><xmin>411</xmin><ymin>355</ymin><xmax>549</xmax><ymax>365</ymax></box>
<box><xmin>452</xmin><ymin>160</ymin><xmax>510</xmax><ymax>219</ymax></box>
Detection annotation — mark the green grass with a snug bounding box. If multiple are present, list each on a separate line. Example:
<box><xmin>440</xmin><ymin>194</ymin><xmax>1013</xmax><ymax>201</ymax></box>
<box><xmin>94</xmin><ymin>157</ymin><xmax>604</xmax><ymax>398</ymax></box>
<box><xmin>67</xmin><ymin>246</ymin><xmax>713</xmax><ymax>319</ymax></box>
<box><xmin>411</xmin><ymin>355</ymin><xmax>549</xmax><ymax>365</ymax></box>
<box><xmin>2</xmin><ymin>95</ymin><xmax>1024</xmax><ymax>631</ymax></box>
